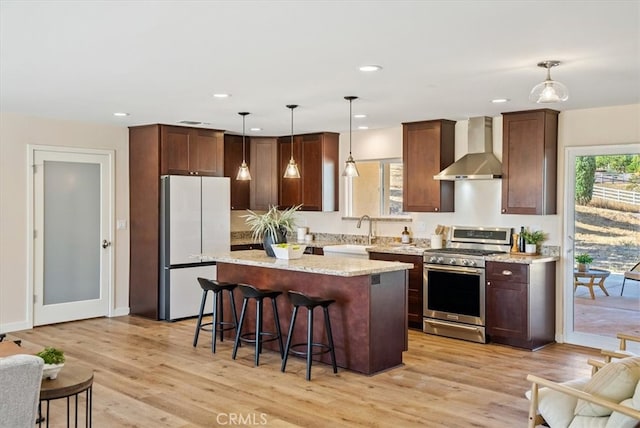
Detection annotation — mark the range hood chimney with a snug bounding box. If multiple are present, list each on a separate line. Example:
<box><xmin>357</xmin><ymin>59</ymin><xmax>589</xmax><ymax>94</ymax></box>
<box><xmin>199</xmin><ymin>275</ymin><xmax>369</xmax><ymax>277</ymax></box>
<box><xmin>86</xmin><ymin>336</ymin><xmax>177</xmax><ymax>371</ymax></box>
<box><xmin>433</xmin><ymin>116</ymin><xmax>502</xmax><ymax>180</ymax></box>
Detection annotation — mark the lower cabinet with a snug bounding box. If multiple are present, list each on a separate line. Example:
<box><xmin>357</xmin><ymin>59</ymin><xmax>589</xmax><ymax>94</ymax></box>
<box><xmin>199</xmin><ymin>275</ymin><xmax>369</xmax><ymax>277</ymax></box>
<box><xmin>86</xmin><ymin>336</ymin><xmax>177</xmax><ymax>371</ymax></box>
<box><xmin>369</xmin><ymin>252</ymin><xmax>423</xmax><ymax>329</ymax></box>
<box><xmin>486</xmin><ymin>261</ymin><xmax>556</xmax><ymax>350</ymax></box>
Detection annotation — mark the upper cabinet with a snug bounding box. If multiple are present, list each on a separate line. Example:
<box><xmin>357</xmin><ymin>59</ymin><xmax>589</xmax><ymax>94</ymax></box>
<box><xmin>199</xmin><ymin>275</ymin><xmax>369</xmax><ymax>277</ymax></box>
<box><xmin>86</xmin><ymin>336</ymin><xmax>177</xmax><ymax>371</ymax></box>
<box><xmin>223</xmin><ymin>134</ymin><xmax>250</xmax><ymax>210</ymax></box>
<box><xmin>249</xmin><ymin>137</ymin><xmax>279</xmax><ymax>211</ymax></box>
<box><xmin>278</xmin><ymin>132</ymin><xmax>339</xmax><ymax>211</ymax></box>
<box><xmin>402</xmin><ymin>119</ymin><xmax>455</xmax><ymax>212</ymax></box>
<box><xmin>160</xmin><ymin>125</ymin><xmax>224</xmax><ymax>176</ymax></box>
<box><xmin>501</xmin><ymin>109</ymin><xmax>559</xmax><ymax>215</ymax></box>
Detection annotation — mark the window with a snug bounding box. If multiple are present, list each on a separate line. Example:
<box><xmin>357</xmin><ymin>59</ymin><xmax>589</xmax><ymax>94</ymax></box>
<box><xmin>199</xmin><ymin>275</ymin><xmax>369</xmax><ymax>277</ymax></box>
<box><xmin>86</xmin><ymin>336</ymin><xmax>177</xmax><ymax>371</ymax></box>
<box><xmin>346</xmin><ymin>159</ymin><xmax>405</xmax><ymax>217</ymax></box>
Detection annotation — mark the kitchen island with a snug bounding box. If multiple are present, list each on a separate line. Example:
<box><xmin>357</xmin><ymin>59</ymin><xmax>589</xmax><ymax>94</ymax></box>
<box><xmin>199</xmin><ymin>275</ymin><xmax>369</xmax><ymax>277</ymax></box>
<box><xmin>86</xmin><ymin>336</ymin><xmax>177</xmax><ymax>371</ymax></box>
<box><xmin>211</xmin><ymin>250</ymin><xmax>413</xmax><ymax>375</ymax></box>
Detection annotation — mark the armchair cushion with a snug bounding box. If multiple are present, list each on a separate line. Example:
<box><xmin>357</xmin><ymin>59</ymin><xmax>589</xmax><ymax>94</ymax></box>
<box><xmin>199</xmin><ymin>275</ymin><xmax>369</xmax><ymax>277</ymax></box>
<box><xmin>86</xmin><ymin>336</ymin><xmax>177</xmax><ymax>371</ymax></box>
<box><xmin>526</xmin><ymin>377</ymin><xmax>590</xmax><ymax>428</ymax></box>
<box><xmin>605</xmin><ymin>398</ymin><xmax>640</xmax><ymax>428</ymax></box>
<box><xmin>575</xmin><ymin>356</ymin><xmax>640</xmax><ymax>417</ymax></box>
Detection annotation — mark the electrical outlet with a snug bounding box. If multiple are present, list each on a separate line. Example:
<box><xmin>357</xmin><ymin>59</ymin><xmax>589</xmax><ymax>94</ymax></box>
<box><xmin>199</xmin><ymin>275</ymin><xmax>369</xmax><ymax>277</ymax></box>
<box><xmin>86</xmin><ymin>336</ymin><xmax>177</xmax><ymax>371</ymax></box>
<box><xmin>117</xmin><ymin>220</ymin><xmax>127</xmax><ymax>230</ymax></box>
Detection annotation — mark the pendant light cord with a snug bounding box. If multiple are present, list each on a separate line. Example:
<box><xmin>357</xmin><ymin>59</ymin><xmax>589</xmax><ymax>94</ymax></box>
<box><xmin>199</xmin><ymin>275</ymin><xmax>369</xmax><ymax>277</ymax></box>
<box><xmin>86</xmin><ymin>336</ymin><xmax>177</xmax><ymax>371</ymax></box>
<box><xmin>349</xmin><ymin>98</ymin><xmax>353</xmax><ymax>156</ymax></box>
<box><xmin>290</xmin><ymin>106</ymin><xmax>294</xmax><ymax>160</ymax></box>
<box><xmin>242</xmin><ymin>114</ymin><xmax>246</xmax><ymax>161</ymax></box>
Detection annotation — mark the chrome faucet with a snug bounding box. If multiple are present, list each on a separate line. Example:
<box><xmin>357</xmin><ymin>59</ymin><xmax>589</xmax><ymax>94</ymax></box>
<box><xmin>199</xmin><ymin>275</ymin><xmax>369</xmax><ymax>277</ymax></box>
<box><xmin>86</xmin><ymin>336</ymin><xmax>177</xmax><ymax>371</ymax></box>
<box><xmin>357</xmin><ymin>215</ymin><xmax>374</xmax><ymax>245</ymax></box>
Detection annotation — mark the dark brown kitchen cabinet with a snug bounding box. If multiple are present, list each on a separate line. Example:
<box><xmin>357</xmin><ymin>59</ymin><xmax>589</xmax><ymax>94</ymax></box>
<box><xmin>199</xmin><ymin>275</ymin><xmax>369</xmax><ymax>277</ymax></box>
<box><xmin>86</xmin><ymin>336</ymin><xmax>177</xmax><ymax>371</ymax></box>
<box><xmin>224</xmin><ymin>134</ymin><xmax>250</xmax><ymax>210</ymax></box>
<box><xmin>249</xmin><ymin>137</ymin><xmax>279</xmax><ymax>210</ymax></box>
<box><xmin>501</xmin><ymin>109</ymin><xmax>559</xmax><ymax>215</ymax></box>
<box><xmin>369</xmin><ymin>252</ymin><xmax>423</xmax><ymax>329</ymax></box>
<box><xmin>402</xmin><ymin>119</ymin><xmax>455</xmax><ymax>212</ymax></box>
<box><xmin>486</xmin><ymin>260</ymin><xmax>556</xmax><ymax>350</ymax></box>
<box><xmin>278</xmin><ymin>132</ymin><xmax>339</xmax><ymax>211</ymax></box>
<box><xmin>160</xmin><ymin>125</ymin><xmax>224</xmax><ymax>176</ymax></box>
<box><xmin>128</xmin><ymin>124</ymin><xmax>225</xmax><ymax>319</ymax></box>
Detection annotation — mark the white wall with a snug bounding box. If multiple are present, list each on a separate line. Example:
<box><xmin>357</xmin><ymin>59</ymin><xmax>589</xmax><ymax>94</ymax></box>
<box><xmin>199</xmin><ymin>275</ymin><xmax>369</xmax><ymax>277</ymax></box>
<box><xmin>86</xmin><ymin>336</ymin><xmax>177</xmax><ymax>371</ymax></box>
<box><xmin>0</xmin><ymin>113</ymin><xmax>130</xmax><ymax>332</ymax></box>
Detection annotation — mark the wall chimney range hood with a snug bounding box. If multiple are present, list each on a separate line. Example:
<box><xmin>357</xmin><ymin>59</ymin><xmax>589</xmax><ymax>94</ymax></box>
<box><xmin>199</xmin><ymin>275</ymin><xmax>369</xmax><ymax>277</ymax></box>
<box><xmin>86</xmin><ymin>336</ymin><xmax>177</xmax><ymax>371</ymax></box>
<box><xmin>433</xmin><ymin>116</ymin><xmax>502</xmax><ymax>180</ymax></box>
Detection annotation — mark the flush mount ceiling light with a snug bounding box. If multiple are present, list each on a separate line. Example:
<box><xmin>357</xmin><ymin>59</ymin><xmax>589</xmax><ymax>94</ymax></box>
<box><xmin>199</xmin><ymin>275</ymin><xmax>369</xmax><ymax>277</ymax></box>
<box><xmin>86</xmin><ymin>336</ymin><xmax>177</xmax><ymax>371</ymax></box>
<box><xmin>354</xmin><ymin>114</ymin><xmax>367</xmax><ymax>118</ymax></box>
<box><xmin>342</xmin><ymin>96</ymin><xmax>359</xmax><ymax>177</ymax></box>
<box><xmin>283</xmin><ymin>104</ymin><xmax>301</xmax><ymax>179</ymax></box>
<box><xmin>213</xmin><ymin>93</ymin><xmax>231</xmax><ymax>98</ymax></box>
<box><xmin>250</xmin><ymin>127</ymin><xmax>262</xmax><ymax>132</ymax></box>
<box><xmin>236</xmin><ymin>112</ymin><xmax>251</xmax><ymax>181</ymax></box>
<box><xmin>491</xmin><ymin>98</ymin><xmax>510</xmax><ymax>104</ymax></box>
<box><xmin>359</xmin><ymin>65</ymin><xmax>382</xmax><ymax>72</ymax></box>
<box><xmin>113</xmin><ymin>112</ymin><xmax>130</xmax><ymax>117</ymax></box>
<box><xmin>529</xmin><ymin>60</ymin><xmax>569</xmax><ymax>103</ymax></box>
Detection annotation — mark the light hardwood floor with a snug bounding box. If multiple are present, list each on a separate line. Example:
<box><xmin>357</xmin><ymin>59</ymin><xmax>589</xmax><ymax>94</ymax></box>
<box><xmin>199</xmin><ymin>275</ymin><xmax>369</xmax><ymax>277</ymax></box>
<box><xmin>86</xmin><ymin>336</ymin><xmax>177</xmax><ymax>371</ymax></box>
<box><xmin>7</xmin><ymin>316</ymin><xmax>601</xmax><ymax>427</ymax></box>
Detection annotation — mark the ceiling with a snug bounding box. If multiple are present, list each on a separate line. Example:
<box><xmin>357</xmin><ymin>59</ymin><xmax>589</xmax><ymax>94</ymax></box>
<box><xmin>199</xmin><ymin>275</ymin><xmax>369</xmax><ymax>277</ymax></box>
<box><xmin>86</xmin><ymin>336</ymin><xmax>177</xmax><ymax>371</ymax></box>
<box><xmin>1</xmin><ymin>1</ymin><xmax>639</xmax><ymax>136</ymax></box>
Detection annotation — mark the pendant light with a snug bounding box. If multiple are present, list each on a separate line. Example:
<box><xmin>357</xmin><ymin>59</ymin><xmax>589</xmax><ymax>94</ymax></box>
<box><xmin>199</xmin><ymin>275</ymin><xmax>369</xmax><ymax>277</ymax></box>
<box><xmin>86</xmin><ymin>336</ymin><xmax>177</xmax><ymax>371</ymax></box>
<box><xmin>236</xmin><ymin>112</ymin><xmax>251</xmax><ymax>181</ymax></box>
<box><xmin>342</xmin><ymin>96</ymin><xmax>359</xmax><ymax>177</ymax></box>
<box><xmin>529</xmin><ymin>60</ymin><xmax>569</xmax><ymax>104</ymax></box>
<box><xmin>283</xmin><ymin>104</ymin><xmax>301</xmax><ymax>179</ymax></box>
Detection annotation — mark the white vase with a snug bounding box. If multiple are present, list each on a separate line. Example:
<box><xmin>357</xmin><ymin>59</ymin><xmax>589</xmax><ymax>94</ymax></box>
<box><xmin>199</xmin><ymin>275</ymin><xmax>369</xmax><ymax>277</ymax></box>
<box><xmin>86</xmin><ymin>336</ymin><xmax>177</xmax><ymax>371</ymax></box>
<box><xmin>525</xmin><ymin>243</ymin><xmax>537</xmax><ymax>254</ymax></box>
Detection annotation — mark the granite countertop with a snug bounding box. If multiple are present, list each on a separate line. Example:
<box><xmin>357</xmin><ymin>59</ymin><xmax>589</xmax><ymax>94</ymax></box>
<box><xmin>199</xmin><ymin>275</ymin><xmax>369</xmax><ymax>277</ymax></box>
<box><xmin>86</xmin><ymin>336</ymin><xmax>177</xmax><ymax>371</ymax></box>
<box><xmin>486</xmin><ymin>253</ymin><xmax>559</xmax><ymax>264</ymax></box>
<box><xmin>367</xmin><ymin>244</ymin><xmax>428</xmax><ymax>256</ymax></box>
<box><xmin>209</xmin><ymin>250</ymin><xmax>413</xmax><ymax>277</ymax></box>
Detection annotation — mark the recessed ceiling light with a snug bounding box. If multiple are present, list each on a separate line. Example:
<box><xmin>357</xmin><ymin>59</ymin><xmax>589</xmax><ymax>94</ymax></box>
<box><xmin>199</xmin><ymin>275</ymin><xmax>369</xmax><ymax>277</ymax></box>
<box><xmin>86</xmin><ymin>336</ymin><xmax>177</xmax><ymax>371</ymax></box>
<box><xmin>359</xmin><ymin>65</ymin><xmax>382</xmax><ymax>72</ymax></box>
<box><xmin>354</xmin><ymin>114</ymin><xmax>367</xmax><ymax>118</ymax></box>
<box><xmin>250</xmin><ymin>127</ymin><xmax>262</xmax><ymax>131</ymax></box>
<box><xmin>113</xmin><ymin>112</ymin><xmax>129</xmax><ymax>117</ymax></box>
<box><xmin>213</xmin><ymin>93</ymin><xmax>231</xmax><ymax>98</ymax></box>
<box><xmin>357</xmin><ymin>126</ymin><xmax>369</xmax><ymax>130</ymax></box>
<box><xmin>491</xmin><ymin>98</ymin><xmax>510</xmax><ymax>103</ymax></box>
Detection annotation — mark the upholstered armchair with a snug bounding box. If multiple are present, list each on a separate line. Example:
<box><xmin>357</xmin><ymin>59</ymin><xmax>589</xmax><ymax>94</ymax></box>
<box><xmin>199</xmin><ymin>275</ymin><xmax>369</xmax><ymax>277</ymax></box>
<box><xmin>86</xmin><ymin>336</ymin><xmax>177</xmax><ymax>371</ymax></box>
<box><xmin>526</xmin><ymin>356</ymin><xmax>640</xmax><ymax>428</ymax></box>
<box><xmin>0</xmin><ymin>354</ymin><xmax>44</xmax><ymax>428</ymax></box>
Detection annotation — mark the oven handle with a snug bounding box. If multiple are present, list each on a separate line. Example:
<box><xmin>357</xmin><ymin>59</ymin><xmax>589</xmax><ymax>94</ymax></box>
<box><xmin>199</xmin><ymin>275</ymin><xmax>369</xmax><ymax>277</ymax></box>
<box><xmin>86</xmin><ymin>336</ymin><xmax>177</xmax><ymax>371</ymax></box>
<box><xmin>425</xmin><ymin>321</ymin><xmax>484</xmax><ymax>332</ymax></box>
<box><xmin>424</xmin><ymin>264</ymin><xmax>483</xmax><ymax>275</ymax></box>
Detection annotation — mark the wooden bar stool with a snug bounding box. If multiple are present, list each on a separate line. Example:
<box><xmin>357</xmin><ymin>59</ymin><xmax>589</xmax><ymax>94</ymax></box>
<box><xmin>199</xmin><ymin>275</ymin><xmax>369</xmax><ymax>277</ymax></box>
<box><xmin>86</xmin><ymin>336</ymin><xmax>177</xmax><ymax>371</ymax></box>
<box><xmin>281</xmin><ymin>290</ymin><xmax>337</xmax><ymax>381</ymax></box>
<box><xmin>232</xmin><ymin>284</ymin><xmax>284</xmax><ymax>366</ymax></box>
<box><xmin>193</xmin><ymin>277</ymin><xmax>239</xmax><ymax>353</ymax></box>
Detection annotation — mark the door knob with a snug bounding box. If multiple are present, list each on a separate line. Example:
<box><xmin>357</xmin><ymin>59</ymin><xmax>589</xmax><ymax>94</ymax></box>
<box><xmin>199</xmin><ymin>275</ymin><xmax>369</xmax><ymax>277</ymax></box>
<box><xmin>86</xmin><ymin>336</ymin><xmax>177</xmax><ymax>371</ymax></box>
<box><xmin>102</xmin><ymin>239</ymin><xmax>111</xmax><ymax>249</ymax></box>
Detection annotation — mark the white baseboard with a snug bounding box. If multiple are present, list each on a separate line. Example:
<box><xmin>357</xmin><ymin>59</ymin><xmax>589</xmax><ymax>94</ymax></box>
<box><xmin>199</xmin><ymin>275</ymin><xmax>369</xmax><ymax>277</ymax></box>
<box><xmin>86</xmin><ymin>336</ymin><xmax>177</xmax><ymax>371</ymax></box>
<box><xmin>0</xmin><ymin>320</ymin><xmax>32</xmax><ymax>334</ymax></box>
<box><xmin>110</xmin><ymin>307</ymin><xmax>130</xmax><ymax>317</ymax></box>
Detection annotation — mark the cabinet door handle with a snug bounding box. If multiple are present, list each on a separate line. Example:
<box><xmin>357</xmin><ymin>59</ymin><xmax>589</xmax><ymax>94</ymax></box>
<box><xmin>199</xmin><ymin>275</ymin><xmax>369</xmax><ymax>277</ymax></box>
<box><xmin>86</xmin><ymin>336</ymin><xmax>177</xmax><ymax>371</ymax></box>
<box><xmin>501</xmin><ymin>208</ymin><xmax>506</xmax><ymax>213</ymax></box>
<box><xmin>501</xmin><ymin>270</ymin><xmax>513</xmax><ymax>276</ymax></box>
<box><xmin>434</xmin><ymin>207</ymin><xmax>439</xmax><ymax>212</ymax></box>
<box><xmin>487</xmin><ymin>281</ymin><xmax>491</xmax><ymax>286</ymax></box>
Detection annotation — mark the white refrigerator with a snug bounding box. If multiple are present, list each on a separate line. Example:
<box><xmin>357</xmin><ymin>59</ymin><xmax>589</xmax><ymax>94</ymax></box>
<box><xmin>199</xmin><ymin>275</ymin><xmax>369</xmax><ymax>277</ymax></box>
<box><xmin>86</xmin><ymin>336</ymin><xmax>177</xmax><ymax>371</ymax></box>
<box><xmin>159</xmin><ymin>175</ymin><xmax>230</xmax><ymax>321</ymax></box>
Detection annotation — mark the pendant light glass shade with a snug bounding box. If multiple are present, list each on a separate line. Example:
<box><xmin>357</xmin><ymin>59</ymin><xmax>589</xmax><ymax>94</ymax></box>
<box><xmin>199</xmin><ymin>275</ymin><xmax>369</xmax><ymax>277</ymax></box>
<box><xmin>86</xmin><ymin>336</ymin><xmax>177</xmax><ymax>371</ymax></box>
<box><xmin>236</xmin><ymin>112</ymin><xmax>251</xmax><ymax>180</ymax></box>
<box><xmin>342</xmin><ymin>96</ymin><xmax>359</xmax><ymax>177</ymax></box>
<box><xmin>529</xmin><ymin>60</ymin><xmax>569</xmax><ymax>104</ymax></box>
<box><xmin>283</xmin><ymin>104</ymin><xmax>301</xmax><ymax>179</ymax></box>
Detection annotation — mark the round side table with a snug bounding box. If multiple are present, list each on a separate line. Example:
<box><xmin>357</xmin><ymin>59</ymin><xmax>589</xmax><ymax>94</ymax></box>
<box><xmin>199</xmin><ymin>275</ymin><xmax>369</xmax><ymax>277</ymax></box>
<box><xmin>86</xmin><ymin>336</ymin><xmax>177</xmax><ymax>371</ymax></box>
<box><xmin>39</xmin><ymin>365</ymin><xmax>94</xmax><ymax>427</ymax></box>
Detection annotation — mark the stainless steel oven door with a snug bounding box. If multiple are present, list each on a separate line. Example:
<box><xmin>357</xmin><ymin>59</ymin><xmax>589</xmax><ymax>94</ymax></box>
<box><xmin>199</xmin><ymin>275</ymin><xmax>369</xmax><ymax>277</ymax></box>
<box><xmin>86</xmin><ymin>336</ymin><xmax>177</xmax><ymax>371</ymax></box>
<box><xmin>423</xmin><ymin>264</ymin><xmax>485</xmax><ymax>327</ymax></box>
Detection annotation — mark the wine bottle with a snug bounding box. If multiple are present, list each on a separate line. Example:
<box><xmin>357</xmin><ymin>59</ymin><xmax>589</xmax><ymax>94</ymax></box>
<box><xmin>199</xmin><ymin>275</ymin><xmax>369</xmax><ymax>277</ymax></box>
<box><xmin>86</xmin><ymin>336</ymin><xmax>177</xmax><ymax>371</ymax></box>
<box><xmin>518</xmin><ymin>226</ymin><xmax>526</xmax><ymax>252</ymax></box>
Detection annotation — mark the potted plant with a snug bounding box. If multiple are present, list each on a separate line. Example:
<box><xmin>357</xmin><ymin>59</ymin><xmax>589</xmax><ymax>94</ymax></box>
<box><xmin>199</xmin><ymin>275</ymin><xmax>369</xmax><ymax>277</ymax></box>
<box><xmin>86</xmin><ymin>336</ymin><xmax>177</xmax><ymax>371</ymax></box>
<box><xmin>521</xmin><ymin>229</ymin><xmax>546</xmax><ymax>254</ymax></box>
<box><xmin>36</xmin><ymin>346</ymin><xmax>65</xmax><ymax>379</ymax></box>
<box><xmin>575</xmin><ymin>253</ymin><xmax>593</xmax><ymax>272</ymax></box>
<box><xmin>242</xmin><ymin>205</ymin><xmax>302</xmax><ymax>257</ymax></box>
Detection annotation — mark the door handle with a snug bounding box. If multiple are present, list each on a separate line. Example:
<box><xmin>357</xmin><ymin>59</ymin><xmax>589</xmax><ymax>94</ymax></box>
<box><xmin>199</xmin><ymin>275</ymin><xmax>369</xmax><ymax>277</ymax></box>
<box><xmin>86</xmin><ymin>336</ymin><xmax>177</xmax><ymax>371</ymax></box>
<box><xmin>102</xmin><ymin>239</ymin><xmax>111</xmax><ymax>249</ymax></box>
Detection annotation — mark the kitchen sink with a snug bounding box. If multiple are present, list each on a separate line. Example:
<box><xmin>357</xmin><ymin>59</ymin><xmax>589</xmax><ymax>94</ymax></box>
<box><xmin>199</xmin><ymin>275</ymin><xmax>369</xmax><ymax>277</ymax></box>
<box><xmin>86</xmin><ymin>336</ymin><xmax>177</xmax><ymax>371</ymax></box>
<box><xmin>323</xmin><ymin>244</ymin><xmax>373</xmax><ymax>259</ymax></box>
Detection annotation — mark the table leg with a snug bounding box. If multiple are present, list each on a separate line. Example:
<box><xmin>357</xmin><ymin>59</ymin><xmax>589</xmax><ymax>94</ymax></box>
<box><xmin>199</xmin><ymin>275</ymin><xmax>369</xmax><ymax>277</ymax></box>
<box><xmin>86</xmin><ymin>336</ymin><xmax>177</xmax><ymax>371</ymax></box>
<box><xmin>587</xmin><ymin>277</ymin><xmax>596</xmax><ymax>299</ymax></box>
<box><xmin>597</xmin><ymin>278</ymin><xmax>610</xmax><ymax>296</ymax></box>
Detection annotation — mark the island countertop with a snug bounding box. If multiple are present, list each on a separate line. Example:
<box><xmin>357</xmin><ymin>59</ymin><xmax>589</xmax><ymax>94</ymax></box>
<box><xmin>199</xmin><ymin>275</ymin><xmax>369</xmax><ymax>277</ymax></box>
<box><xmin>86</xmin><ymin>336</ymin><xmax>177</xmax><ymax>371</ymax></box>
<box><xmin>209</xmin><ymin>250</ymin><xmax>413</xmax><ymax>277</ymax></box>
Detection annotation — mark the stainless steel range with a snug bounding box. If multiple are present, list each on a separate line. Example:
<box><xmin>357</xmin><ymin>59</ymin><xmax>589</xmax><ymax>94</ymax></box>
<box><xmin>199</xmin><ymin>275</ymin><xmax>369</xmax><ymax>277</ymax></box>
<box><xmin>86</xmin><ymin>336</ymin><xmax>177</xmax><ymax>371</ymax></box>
<box><xmin>423</xmin><ymin>226</ymin><xmax>512</xmax><ymax>343</ymax></box>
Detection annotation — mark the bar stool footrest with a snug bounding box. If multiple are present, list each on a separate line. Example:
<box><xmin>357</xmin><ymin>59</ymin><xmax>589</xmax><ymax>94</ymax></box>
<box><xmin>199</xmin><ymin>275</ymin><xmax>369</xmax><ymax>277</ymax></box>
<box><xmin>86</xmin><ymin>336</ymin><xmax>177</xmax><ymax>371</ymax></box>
<box><xmin>289</xmin><ymin>342</ymin><xmax>333</xmax><ymax>357</ymax></box>
<box><xmin>238</xmin><ymin>332</ymin><xmax>281</xmax><ymax>345</ymax></box>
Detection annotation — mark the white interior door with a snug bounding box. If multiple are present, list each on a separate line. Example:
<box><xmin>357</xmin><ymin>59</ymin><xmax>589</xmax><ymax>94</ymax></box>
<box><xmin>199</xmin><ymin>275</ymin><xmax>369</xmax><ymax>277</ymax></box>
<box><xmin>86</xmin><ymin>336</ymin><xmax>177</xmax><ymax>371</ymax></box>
<box><xmin>32</xmin><ymin>147</ymin><xmax>113</xmax><ymax>326</ymax></box>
